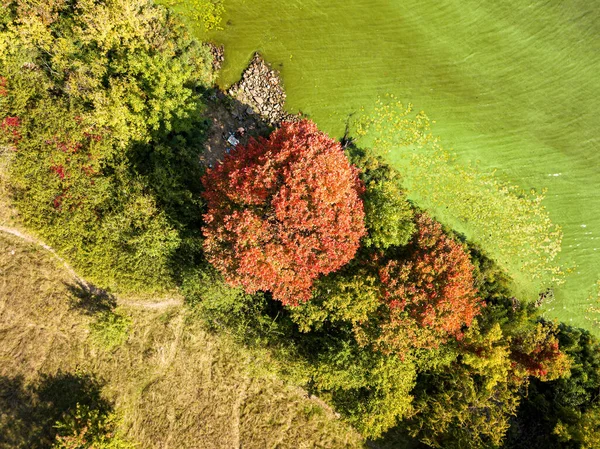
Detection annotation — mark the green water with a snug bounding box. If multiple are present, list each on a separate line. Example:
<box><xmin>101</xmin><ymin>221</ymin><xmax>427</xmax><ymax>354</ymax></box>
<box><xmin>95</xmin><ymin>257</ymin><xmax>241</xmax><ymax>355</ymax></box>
<box><xmin>172</xmin><ymin>0</ymin><xmax>600</xmax><ymax>331</ymax></box>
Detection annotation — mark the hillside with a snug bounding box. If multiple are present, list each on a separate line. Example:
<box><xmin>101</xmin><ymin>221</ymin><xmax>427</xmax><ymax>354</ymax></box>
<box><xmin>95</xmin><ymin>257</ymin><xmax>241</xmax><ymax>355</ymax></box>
<box><xmin>2</xmin><ymin>1</ymin><xmax>599</xmax><ymax>448</ymax></box>
<box><xmin>0</xmin><ymin>230</ymin><xmax>364</xmax><ymax>448</ymax></box>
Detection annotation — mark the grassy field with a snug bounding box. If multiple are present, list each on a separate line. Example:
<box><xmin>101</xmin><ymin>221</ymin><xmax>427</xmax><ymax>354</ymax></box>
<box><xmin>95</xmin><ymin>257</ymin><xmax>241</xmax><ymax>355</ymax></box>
<box><xmin>0</xmin><ymin>230</ymin><xmax>365</xmax><ymax>448</ymax></box>
<box><xmin>165</xmin><ymin>0</ymin><xmax>600</xmax><ymax>332</ymax></box>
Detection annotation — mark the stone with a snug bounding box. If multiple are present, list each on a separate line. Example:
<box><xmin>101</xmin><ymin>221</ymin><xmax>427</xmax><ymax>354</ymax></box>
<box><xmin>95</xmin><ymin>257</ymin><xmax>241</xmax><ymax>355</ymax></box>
<box><xmin>225</xmin><ymin>52</ymin><xmax>302</xmax><ymax>126</ymax></box>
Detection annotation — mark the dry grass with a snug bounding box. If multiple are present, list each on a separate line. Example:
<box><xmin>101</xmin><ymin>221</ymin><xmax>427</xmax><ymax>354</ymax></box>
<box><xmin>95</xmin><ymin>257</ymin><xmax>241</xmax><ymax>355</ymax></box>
<box><xmin>0</xmin><ymin>231</ymin><xmax>365</xmax><ymax>448</ymax></box>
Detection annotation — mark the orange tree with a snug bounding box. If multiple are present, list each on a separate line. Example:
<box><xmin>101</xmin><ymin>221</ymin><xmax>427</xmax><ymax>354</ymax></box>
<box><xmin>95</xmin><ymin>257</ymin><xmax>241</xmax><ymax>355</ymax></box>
<box><xmin>201</xmin><ymin>120</ymin><xmax>366</xmax><ymax>305</ymax></box>
<box><xmin>375</xmin><ymin>214</ymin><xmax>483</xmax><ymax>352</ymax></box>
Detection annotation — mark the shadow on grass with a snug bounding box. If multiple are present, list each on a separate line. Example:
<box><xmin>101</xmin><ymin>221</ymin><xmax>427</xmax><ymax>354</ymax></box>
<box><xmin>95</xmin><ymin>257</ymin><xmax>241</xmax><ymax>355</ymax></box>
<box><xmin>65</xmin><ymin>280</ymin><xmax>117</xmax><ymax>315</ymax></box>
<box><xmin>0</xmin><ymin>371</ymin><xmax>110</xmax><ymax>449</ymax></box>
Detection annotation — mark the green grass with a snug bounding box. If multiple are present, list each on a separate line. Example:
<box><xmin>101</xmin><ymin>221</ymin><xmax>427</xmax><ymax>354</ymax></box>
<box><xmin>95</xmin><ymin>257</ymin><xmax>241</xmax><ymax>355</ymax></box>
<box><xmin>163</xmin><ymin>0</ymin><xmax>600</xmax><ymax>332</ymax></box>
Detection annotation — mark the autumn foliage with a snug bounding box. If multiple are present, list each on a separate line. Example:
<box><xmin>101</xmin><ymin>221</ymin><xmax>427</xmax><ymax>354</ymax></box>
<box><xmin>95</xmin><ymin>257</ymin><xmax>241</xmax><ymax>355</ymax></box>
<box><xmin>1</xmin><ymin>0</ymin><xmax>213</xmax><ymax>292</ymax></box>
<box><xmin>202</xmin><ymin>120</ymin><xmax>366</xmax><ymax>305</ymax></box>
<box><xmin>510</xmin><ymin>322</ymin><xmax>570</xmax><ymax>381</ymax></box>
<box><xmin>1</xmin><ymin>116</ymin><xmax>21</xmax><ymax>147</ymax></box>
<box><xmin>377</xmin><ymin>214</ymin><xmax>482</xmax><ymax>350</ymax></box>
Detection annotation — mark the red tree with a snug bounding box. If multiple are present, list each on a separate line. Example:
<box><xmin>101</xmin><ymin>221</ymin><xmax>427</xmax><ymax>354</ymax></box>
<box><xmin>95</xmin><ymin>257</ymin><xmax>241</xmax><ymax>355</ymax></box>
<box><xmin>202</xmin><ymin>120</ymin><xmax>366</xmax><ymax>305</ymax></box>
<box><xmin>377</xmin><ymin>214</ymin><xmax>482</xmax><ymax>350</ymax></box>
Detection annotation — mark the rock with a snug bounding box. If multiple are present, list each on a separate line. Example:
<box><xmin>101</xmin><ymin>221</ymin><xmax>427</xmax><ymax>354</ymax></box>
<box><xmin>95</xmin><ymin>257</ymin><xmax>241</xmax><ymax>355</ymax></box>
<box><xmin>206</xmin><ymin>43</ymin><xmax>225</xmax><ymax>73</ymax></box>
<box><xmin>227</xmin><ymin>52</ymin><xmax>301</xmax><ymax>126</ymax></box>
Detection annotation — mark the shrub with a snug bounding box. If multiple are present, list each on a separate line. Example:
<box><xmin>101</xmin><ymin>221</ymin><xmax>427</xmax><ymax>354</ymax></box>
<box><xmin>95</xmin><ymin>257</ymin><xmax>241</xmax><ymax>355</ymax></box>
<box><xmin>202</xmin><ymin>120</ymin><xmax>366</xmax><ymax>305</ymax></box>
<box><xmin>346</xmin><ymin>146</ymin><xmax>415</xmax><ymax>249</ymax></box>
<box><xmin>0</xmin><ymin>0</ymin><xmax>212</xmax><ymax>293</ymax></box>
<box><xmin>182</xmin><ymin>265</ymin><xmax>278</xmax><ymax>345</ymax></box>
<box><xmin>53</xmin><ymin>403</ymin><xmax>135</xmax><ymax>449</ymax></box>
<box><xmin>89</xmin><ymin>309</ymin><xmax>132</xmax><ymax>351</ymax></box>
<box><xmin>290</xmin><ymin>265</ymin><xmax>381</xmax><ymax>338</ymax></box>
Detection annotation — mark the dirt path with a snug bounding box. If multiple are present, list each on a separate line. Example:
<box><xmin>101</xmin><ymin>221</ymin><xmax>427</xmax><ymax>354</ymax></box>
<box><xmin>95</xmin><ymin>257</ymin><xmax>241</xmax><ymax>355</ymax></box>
<box><xmin>231</xmin><ymin>376</ymin><xmax>251</xmax><ymax>449</ymax></box>
<box><xmin>0</xmin><ymin>225</ymin><xmax>183</xmax><ymax>310</ymax></box>
<box><xmin>0</xmin><ymin>225</ymin><xmax>82</xmax><ymax>281</ymax></box>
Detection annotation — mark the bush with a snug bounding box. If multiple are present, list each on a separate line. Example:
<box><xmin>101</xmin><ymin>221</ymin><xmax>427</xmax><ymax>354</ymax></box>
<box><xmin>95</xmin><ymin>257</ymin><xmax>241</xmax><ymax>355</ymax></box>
<box><xmin>89</xmin><ymin>309</ymin><xmax>132</xmax><ymax>351</ymax></box>
<box><xmin>346</xmin><ymin>146</ymin><xmax>415</xmax><ymax>250</ymax></box>
<box><xmin>0</xmin><ymin>0</ymin><xmax>213</xmax><ymax>293</ymax></box>
<box><xmin>53</xmin><ymin>403</ymin><xmax>135</xmax><ymax>449</ymax></box>
<box><xmin>183</xmin><ymin>265</ymin><xmax>278</xmax><ymax>345</ymax></box>
<box><xmin>290</xmin><ymin>265</ymin><xmax>381</xmax><ymax>339</ymax></box>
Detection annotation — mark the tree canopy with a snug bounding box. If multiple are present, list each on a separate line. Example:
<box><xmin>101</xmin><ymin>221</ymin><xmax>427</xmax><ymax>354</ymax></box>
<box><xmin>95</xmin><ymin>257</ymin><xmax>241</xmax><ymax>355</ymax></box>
<box><xmin>375</xmin><ymin>214</ymin><xmax>483</xmax><ymax>352</ymax></box>
<box><xmin>0</xmin><ymin>0</ymin><xmax>212</xmax><ymax>292</ymax></box>
<box><xmin>201</xmin><ymin>119</ymin><xmax>366</xmax><ymax>305</ymax></box>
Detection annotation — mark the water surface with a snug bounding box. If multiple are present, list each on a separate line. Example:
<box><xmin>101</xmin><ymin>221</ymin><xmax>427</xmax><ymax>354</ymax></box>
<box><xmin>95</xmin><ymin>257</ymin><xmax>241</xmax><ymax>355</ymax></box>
<box><xmin>183</xmin><ymin>0</ymin><xmax>600</xmax><ymax>331</ymax></box>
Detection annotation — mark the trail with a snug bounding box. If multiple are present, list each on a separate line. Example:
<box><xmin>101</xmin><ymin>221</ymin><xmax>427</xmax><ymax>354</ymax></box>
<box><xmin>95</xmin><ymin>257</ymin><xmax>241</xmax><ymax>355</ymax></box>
<box><xmin>0</xmin><ymin>225</ymin><xmax>183</xmax><ymax>310</ymax></box>
<box><xmin>231</xmin><ymin>376</ymin><xmax>251</xmax><ymax>449</ymax></box>
<box><xmin>0</xmin><ymin>225</ymin><xmax>81</xmax><ymax>281</ymax></box>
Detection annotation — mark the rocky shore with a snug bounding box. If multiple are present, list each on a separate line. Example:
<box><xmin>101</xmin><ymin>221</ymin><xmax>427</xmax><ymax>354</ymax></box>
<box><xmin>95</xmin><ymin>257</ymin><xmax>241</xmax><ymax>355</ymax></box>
<box><xmin>227</xmin><ymin>53</ymin><xmax>298</xmax><ymax>125</ymax></box>
<box><xmin>201</xmin><ymin>52</ymin><xmax>300</xmax><ymax>166</ymax></box>
<box><xmin>207</xmin><ymin>43</ymin><xmax>225</xmax><ymax>73</ymax></box>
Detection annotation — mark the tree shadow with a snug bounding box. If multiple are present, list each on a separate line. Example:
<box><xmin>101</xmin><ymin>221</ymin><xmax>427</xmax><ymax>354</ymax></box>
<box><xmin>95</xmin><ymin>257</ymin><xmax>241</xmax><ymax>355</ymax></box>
<box><xmin>0</xmin><ymin>371</ymin><xmax>110</xmax><ymax>449</ymax></box>
<box><xmin>201</xmin><ymin>88</ymin><xmax>273</xmax><ymax>167</ymax></box>
<box><xmin>64</xmin><ymin>280</ymin><xmax>116</xmax><ymax>315</ymax></box>
<box><xmin>124</xmin><ymin>87</ymin><xmax>275</xmax><ymax>288</ymax></box>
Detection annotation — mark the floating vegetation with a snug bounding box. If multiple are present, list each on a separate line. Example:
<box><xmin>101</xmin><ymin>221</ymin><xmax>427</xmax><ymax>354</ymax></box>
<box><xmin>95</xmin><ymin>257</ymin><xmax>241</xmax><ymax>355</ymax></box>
<box><xmin>354</xmin><ymin>95</ymin><xmax>565</xmax><ymax>288</ymax></box>
<box><xmin>161</xmin><ymin>0</ymin><xmax>225</xmax><ymax>31</ymax></box>
<box><xmin>586</xmin><ymin>281</ymin><xmax>600</xmax><ymax>328</ymax></box>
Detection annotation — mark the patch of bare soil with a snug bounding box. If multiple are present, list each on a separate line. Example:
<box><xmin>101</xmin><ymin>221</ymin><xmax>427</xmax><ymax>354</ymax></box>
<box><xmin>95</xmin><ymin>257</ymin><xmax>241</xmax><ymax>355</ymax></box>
<box><xmin>201</xmin><ymin>53</ymin><xmax>301</xmax><ymax>167</ymax></box>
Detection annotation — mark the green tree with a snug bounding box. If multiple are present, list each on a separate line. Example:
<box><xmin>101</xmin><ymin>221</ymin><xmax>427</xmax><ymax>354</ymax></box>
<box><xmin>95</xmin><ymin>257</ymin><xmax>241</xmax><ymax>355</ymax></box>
<box><xmin>289</xmin><ymin>264</ymin><xmax>381</xmax><ymax>342</ymax></box>
<box><xmin>346</xmin><ymin>146</ymin><xmax>415</xmax><ymax>249</ymax></box>
<box><xmin>0</xmin><ymin>0</ymin><xmax>213</xmax><ymax>292</ymax></box>
<box><xmin>311</xmin><ymin>339</ymin><xmax>416</xmax><ymax>439</ymax></box>
<box><xmin>405</xmin><ymin>321</ymin><xmax>523</xmax><ymax>449</ymax></box>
